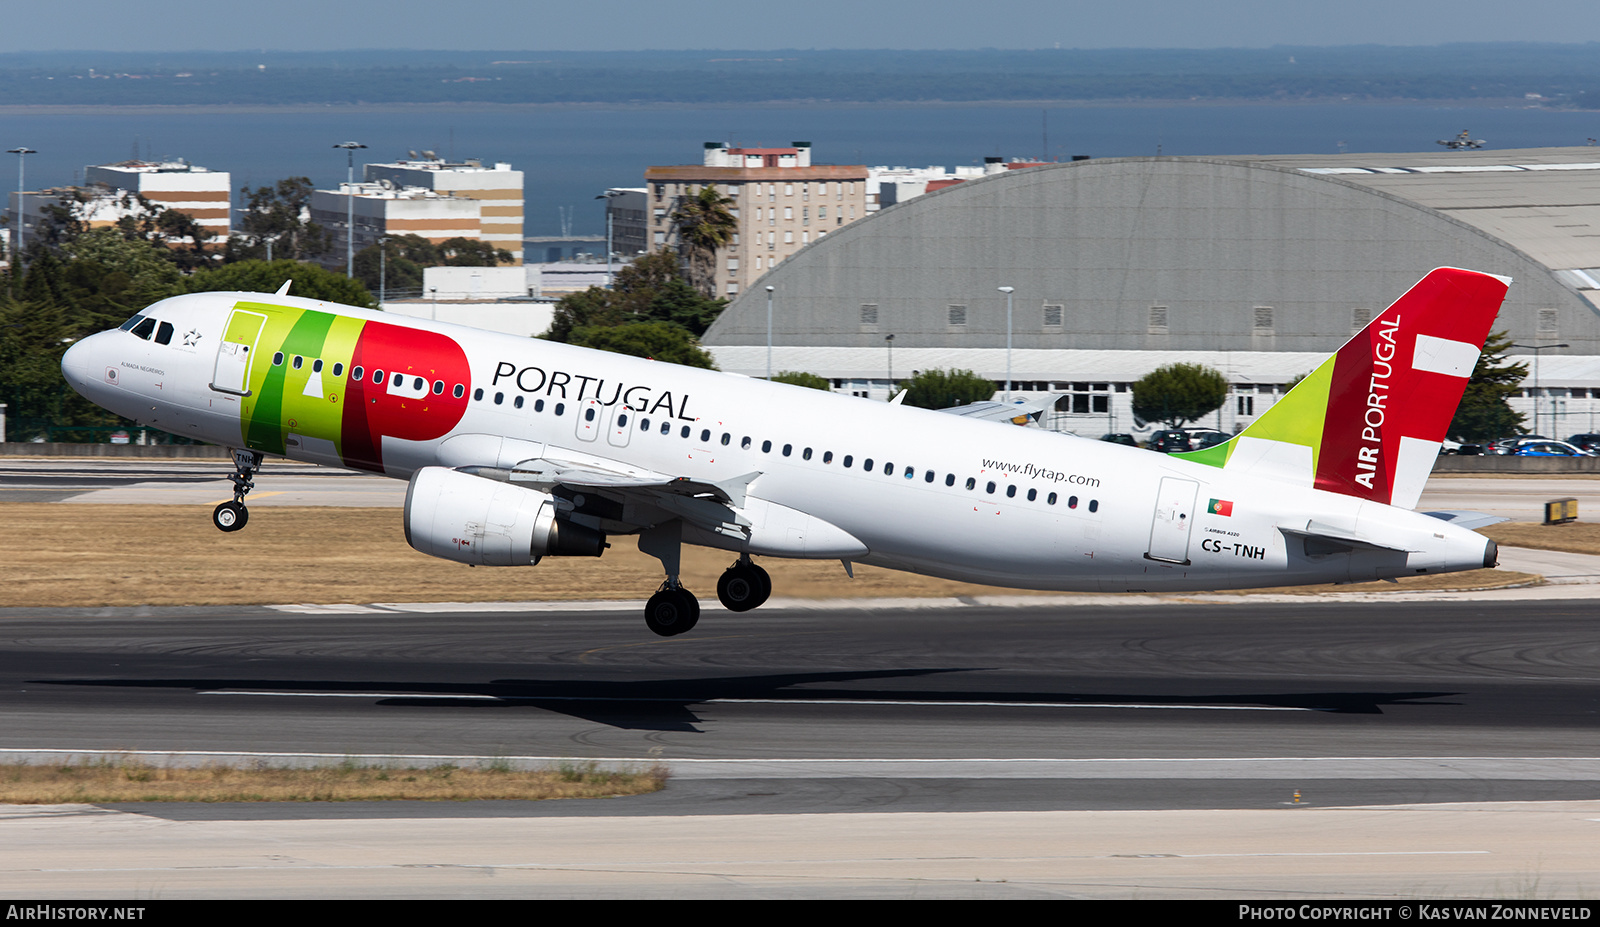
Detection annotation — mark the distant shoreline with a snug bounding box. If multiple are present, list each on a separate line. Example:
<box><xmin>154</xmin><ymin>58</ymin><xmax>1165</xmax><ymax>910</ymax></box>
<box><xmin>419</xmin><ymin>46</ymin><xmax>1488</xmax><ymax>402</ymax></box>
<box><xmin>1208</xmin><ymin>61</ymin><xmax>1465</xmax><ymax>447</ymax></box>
<box><xmin>0</xmin><ymin>97</ymin><xmax>1579</xmax><ymax>117</ymax></box>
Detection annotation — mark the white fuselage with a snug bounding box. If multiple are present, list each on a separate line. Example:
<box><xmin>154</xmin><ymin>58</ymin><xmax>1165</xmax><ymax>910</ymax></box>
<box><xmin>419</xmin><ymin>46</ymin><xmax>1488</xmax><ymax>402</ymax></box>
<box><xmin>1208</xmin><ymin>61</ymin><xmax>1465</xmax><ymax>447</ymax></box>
<box><xmin>61</xmin><ymin>291</ymin><xmax>1495</xmax><ymax>592</ymax></box>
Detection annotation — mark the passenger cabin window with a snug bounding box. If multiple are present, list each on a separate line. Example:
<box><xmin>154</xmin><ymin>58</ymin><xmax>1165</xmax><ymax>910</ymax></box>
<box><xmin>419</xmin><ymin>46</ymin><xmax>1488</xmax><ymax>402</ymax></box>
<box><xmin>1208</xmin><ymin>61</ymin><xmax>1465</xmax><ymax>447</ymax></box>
<box><xmin>312</xmin><ymin>359</ymin><xmax>323</xmax><ymax>373</ymax></box>
<box><xmin>353</xmin><ymin>366</ymin><xmax>364</xmax><ymax>381</ymax></box>
<box><xmin>333</xmin><ymin>363</ymin><xmax>344</xmax><ymax>377</ymax></box>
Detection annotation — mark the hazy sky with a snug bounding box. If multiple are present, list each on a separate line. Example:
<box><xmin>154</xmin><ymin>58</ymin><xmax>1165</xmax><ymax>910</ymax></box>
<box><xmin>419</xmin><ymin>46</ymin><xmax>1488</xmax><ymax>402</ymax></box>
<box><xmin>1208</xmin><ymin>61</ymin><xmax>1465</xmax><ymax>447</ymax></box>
<box><xmin>6</xmin><ymin>0</ymin><xmax>1600</xmax><ymax>52</ymax></box>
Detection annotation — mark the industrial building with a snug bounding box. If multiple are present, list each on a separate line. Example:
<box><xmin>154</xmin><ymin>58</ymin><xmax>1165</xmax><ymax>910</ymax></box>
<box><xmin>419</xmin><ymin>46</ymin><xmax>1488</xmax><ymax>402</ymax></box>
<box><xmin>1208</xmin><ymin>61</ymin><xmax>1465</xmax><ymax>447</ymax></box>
<box><xmin>702</xmin><ymin>146</ymin><xmax>1600</xmax><ymax>439</ymax></box>
<box><xmin>645</xmin><ymin>142</ymin><xmax>869</xmax><ymax>297</ymax></box>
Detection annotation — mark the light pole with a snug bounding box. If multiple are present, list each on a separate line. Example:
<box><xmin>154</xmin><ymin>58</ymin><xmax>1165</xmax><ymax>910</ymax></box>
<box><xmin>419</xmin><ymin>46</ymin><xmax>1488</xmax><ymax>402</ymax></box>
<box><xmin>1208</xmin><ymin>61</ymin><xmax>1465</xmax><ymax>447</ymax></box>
<box><xmin>885</xmin><ymin>333</ymin><xmax>895</xmax><ymax>398</ymax></box>
<box><xmin>333</xmin><ymin>142</ymin><xmax>367</xmax><ymax>278</ymax></box>
<box><xmin>1511</xmin><ymin>341</ymin><xmax>1569</xmax><ymax>436</ymax></box>
<box><xmin>377</xmin><ymin>236</ymin><xmax>390</xmax><ymax>306</ymax></box>
<box><xmin>997</xmin><ymin>285</ymin><xmax>1014</xmax><ymax>401</ymax></box>
<box><xmin>765</xmin><ymin>285</ymin><xmax>775</xmax><ymax>380</ymax></box>
<box><xmin>595</xmin><ymin>189</ymin><xmax>626</xmax><ymax>288</ymax></box>
<box><xmin>7</xmin><ymin>147</ymin><xmax>36</xmax><ymax>266</ymax></box>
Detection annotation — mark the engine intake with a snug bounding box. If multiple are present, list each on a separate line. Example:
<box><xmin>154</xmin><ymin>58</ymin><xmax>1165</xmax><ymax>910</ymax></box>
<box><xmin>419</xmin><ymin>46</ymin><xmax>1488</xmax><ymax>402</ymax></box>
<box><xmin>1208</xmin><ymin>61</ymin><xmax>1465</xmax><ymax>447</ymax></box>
<box><xmin>404</xmin><ymin>466</ymin><xmax>604</xmax><ymax>566</ymax></box>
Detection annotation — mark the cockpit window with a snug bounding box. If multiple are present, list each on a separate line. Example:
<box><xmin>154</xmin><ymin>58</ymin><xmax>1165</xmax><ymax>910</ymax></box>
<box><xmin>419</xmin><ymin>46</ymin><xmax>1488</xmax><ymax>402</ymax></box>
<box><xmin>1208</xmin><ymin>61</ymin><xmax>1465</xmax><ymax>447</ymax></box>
<box><xmin>154</xmin><ymin>321</ymin><xmax>175</xmax><ymax>345</ymax></box>
<box><xmin>131</xmin><ymin>317</ymin><xmax>158</xmax><ymax>340</ymax></box>
<box><xmin>119</xmin><ymin>314</ymin><xmax>147</xmax><ymax>332</ymax></box>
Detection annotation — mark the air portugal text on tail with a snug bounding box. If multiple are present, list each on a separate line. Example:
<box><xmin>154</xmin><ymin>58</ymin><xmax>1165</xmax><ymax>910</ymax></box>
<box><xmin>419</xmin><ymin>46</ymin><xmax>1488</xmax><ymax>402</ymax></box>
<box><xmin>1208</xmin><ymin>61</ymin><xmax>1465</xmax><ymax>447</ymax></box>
<box><xmin>1179</xmin><ymin>268</ymin><xmax>1510</xmax><ymax>511</ymax></box>
<box><xmin>58</xmin><ymin>267</ymin><xmax>1510</xmax><ymax>639</ymax></box>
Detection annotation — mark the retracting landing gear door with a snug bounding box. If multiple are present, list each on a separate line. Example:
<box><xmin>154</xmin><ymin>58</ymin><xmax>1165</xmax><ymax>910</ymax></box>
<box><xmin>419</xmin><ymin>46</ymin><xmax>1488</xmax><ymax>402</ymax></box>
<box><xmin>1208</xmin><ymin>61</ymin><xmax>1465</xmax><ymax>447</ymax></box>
<box><xmin>1146</xmin><ymin>476</ymin><xmax>1198</xmax><ymax>565</ymax></box>
<box><xmin>210</xmin><ymin>308</ymin><xmax>269</xmax><ymax>396</ymax></box>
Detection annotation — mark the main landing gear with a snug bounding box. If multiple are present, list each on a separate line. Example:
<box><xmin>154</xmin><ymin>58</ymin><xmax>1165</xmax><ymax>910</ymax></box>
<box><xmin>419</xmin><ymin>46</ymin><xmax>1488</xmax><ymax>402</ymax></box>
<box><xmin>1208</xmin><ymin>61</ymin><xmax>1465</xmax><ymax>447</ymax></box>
<box><xmin>637</xmin><ymin>522</ymin><xmax>772</xmax><ymax>637</ymax></box>
<box><xmin>212</xmin><ymin>448</ymin><xmax>262</xmax><ymax>533</ymax></box>
<box><xmin>717</xmin><ymin>556</ymin><xmax>771</xmax><ymax>612</ymax></box>
<box><xmin>645</xmin><ymin>582</ymin><xmax>699</xmax><ymax>636</ymax></box>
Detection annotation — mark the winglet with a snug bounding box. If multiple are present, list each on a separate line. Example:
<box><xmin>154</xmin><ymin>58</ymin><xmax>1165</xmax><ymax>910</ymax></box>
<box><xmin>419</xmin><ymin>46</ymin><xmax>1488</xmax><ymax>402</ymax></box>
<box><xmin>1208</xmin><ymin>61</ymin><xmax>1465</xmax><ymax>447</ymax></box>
<box><xmin>275</xmin><ymin>279</ymin><xmax>292</xmax><ymax>296</ymax></box>
<box><xmin>1173</xmin><ymin>268</ymin><xmax>1512</xmax><ymax>509</ymax></box>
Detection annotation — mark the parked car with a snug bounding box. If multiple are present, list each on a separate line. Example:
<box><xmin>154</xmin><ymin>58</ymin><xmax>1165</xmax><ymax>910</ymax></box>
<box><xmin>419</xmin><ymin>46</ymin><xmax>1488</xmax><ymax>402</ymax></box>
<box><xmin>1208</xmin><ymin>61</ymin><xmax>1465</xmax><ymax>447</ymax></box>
<box><xmin>1510</xmin><ymin>440</ymin><xmax>1595</xmax><ymax>457</ymax></box>
<box><xmin>1099</xmin><ymin>433</ymin><xmax>1139</xmax><ymax>447</ymax></box>
<box><xmin>1148</xmin><ymin>429</ymin><xmax>1191</xmax><ymax>454</ymax></box>
<box><xmin>1566</xmin><ymin>433</ymin><xmax>1600</xmax><ymax>454</ymax></box>
<box><xmin>1488</xmin><ymin>436</ymin><xmax>1553</xmax><ymax>455</ymax></box>
<box><xmin>1191</xmin><ymin>431</ymin><xmax>1232</xmax><ymax>450</ymax></box>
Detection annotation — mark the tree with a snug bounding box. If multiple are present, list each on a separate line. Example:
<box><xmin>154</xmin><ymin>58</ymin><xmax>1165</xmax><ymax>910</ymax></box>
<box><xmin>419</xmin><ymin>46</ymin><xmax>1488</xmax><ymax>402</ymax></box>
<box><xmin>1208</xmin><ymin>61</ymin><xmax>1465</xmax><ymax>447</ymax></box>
<box><xmin>353</xmin><ymin>234</ymin><xmax>437</xmax><ymax>294</ymax></box>
<box><xmin>186</xmin><ymin>259</ymin><xmax>376</xmax><ymax>309</ymax></box>
<box><xmin>1449</xmin><ymin>330</ymin><xmax>1527</xmax><ymax>441</ymax></box>
<box><xmin>1131</xmin><ymin>362</ymin><xmax>1228</xmax><ymax>428</ymax></box>
<box><xmin>230</xmin><ymin>178</ymin><xmax>330</xmax><ymax>262</ymax></box>
<box><xmin>546</xmin><ymin>249</ymin><xmax>725</xmax><ymax>342</ymax></box>
<box><xmin>670</xmin><ymin>184</ymin><xmax>738</xmax><ymax>297</ymax></box>
<box><xmin>568</xmin><ymin>321</ymin><xmax>717</xmax><ymax>369</ymax></box>
<box><xmin>437</xmin><ymin>237</ymin><xmax>514</xmax><ymax>267</ymax></box>
<box><xmin>771</xmin><ymin>371</ymin><xmax>832</xmax><ymax>390</ymax></box>
<box><xmin>901</xmin><ymin>368</ymin><xmax>997</xmax><ymax>409</ymax></box>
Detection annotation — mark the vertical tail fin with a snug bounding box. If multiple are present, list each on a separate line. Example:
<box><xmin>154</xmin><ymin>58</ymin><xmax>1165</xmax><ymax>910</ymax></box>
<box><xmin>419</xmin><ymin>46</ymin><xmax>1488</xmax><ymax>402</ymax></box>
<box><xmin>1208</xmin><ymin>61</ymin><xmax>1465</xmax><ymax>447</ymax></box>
<box><xmin>1174</xmin><ymin>267</ymin><xmax>1511</xmax><ymax>509</ymax></box>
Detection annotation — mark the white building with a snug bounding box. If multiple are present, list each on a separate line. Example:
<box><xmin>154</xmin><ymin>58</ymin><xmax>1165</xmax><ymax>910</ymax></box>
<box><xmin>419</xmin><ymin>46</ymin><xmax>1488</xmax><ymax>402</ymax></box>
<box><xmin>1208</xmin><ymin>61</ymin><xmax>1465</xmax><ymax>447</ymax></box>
<box><xmin>84</xmin><ymin>160</ymin><xmax>231</xmax><ymax>242</ymax></box>
<box><xmin>9</xmin><ymin>158</ymin><xmax>231</xmax><ymax>252</ymax></box>
<box><xmin>310</xmin><ymin>182</ymin><xmax>481</xmax><ymax>266</ymax></box>
<box><xmin>363</xmin><ymin>156</ymin><xmax>524</xmax><ymax>263</ymax></box>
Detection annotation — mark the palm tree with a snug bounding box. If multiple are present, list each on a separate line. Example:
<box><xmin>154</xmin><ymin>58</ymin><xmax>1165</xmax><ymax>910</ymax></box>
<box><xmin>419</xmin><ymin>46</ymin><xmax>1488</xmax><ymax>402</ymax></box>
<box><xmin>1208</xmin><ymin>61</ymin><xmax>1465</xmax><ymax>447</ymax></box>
<box><xmin>670</xmin><ymin>184</ymin><xmax>737</xmax><ymax>298</ymax></box>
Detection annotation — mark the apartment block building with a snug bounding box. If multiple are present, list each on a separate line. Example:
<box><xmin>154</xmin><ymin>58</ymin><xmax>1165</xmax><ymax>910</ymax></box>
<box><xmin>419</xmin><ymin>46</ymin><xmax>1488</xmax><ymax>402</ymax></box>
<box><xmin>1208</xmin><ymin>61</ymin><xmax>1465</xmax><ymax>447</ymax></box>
<box><xmin>644</xmin><ymin>142</ymin><xmax>869</xmax><ymax>296</ymax></box>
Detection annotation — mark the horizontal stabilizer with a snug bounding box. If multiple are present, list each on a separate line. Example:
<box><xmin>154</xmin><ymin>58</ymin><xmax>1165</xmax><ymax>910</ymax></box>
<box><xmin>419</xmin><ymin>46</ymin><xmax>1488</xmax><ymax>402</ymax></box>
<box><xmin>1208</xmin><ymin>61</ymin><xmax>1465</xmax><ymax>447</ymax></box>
<box><xmin>1422</xmin><ymin>510</ymin><xmax>1509</xmax><ymax>531</ymax></box>
<box><xmin>1279</xmin><ymin>520</ymin><xmax>1415</xmax><ymax>553</ymax></box>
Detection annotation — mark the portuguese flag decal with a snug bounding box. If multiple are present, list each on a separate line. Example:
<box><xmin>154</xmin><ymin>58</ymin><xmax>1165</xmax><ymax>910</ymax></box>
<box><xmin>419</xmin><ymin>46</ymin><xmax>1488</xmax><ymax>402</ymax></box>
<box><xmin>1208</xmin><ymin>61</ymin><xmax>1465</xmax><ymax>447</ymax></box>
<box><xmin>1207</xmin><ymin>499</ymin><xmax>1234</xmax><ymax>516</ymax></box>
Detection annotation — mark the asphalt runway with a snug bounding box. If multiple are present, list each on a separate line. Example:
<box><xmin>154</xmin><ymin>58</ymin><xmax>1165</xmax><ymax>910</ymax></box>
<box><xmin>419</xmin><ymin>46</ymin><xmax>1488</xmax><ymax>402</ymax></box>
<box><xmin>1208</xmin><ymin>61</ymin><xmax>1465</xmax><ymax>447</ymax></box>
<box><xmin>4</xmin><ymin>599</ymin><xmax>1600</xmax><ymax>898</ymax></box>
<box><xmin>5</xmin><ymin>600</ymin><xmax>1599</xmax><ymax>809</ymax></box>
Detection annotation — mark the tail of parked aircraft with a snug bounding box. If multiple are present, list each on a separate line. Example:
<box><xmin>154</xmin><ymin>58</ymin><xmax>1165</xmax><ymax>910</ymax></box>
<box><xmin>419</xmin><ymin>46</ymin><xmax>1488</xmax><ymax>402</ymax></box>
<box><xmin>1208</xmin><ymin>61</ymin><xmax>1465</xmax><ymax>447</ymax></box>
<box><xmin>1174</xmin><ymin>267</ymin><xmax>1512</xmax><ymax>509</ymax></box>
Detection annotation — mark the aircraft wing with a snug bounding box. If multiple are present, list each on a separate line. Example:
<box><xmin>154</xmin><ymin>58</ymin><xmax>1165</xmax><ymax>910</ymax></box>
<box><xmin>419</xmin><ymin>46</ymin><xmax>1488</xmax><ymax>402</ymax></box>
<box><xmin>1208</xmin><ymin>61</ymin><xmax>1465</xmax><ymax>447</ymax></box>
<box><xmin>463</xmin><ymin>455</ymin><xmax>759</xmax><ymax>541</ymax></box>
<box><xmin>937</xmin><ymin>396</ymin><xmax>1054</xmax><ymax>425</ymax></box>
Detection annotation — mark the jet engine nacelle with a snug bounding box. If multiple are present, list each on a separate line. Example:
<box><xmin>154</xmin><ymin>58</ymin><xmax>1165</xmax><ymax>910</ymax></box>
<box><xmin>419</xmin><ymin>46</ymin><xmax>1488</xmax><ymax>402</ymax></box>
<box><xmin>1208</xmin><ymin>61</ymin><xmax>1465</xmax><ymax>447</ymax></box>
<box><xmin>404</xmin><ymin>466</ymin><xmax>604</xmax><ymax>566</ymax></box>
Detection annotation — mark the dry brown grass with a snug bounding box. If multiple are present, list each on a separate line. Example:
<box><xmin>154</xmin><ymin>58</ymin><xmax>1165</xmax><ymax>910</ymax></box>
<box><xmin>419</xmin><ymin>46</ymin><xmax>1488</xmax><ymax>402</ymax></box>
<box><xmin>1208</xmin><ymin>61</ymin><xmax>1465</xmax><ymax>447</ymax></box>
<box><xmin>0</xmin><ymin>503</ymin><xmax>1066</xmax><ymax>607</ymax></box>
<box><xmin>0</xmin><ymin>503</ymin><xmax>1537</xmax><ymax>608</ymax></box>
<box><xmin>0</xmin><ymin>759</ymin><xmax>667</xmax><ymax>803</ymax></box>
<box><xmin>1481</xmin><ymin>520</ymin><xmax>1600</xmax><ymax>556</ymax></box>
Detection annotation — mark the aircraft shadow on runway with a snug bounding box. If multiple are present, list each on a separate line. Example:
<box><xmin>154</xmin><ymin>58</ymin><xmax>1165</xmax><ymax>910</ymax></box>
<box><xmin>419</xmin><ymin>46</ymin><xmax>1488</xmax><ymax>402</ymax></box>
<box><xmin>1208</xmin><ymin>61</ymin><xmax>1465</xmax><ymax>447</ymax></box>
<box><xmin>41</xmin><ymin>670</ymin><xmax>1461</xmax><ymax>732</ymax></box>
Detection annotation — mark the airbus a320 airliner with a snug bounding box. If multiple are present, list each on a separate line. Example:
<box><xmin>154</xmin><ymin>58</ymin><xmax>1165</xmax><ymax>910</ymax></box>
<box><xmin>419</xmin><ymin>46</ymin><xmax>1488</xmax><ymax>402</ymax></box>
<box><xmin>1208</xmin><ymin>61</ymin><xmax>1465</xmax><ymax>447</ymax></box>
<box><xmin>61</xmin><ymin>267</ymin><xmax>1509</xmax><ymax>636</ymax></box>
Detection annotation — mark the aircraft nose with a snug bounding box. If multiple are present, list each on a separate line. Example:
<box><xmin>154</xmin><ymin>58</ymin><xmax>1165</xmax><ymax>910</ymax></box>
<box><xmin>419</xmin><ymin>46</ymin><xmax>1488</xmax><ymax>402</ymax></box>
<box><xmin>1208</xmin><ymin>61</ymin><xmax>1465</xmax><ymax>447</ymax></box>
<box><xmin>60</xmin><ymin>332</ymin><xmax>105</xmax><ymax>396</ymax></box>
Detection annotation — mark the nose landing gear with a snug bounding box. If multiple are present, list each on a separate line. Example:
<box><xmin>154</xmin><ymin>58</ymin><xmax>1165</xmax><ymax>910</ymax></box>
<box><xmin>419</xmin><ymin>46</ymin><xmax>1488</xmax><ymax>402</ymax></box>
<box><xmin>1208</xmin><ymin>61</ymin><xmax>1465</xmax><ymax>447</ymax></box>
<box><xmin>213</xmin><ymin>448</ymin><xmax>263</xmax><ymax>533</ymax></box>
